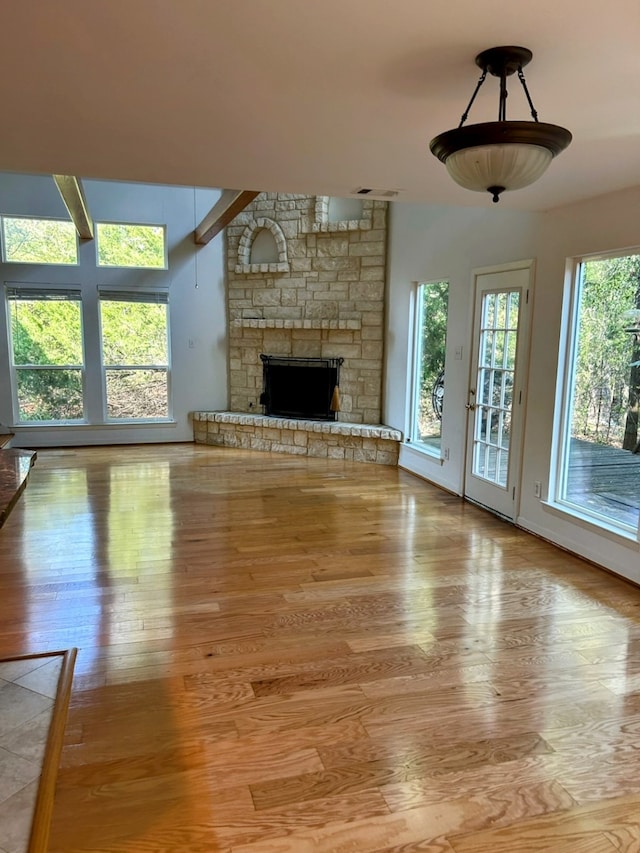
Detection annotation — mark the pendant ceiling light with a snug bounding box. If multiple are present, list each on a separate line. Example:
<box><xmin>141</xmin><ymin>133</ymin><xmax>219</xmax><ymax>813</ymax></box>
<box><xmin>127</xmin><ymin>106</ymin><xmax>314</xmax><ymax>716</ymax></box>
<box><xmin>429</xmin><ymin>46</ymin><xmax>572</xmax><ymax>203</ymax></box>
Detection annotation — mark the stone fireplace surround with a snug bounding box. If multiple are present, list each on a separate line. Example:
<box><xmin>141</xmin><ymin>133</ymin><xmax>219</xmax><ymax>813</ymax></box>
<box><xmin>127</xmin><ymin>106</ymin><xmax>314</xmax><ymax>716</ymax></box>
<box><xmin>192</xmin><ymin>193</ymin><xmax>402</xmax><ymax>465</ymax></box>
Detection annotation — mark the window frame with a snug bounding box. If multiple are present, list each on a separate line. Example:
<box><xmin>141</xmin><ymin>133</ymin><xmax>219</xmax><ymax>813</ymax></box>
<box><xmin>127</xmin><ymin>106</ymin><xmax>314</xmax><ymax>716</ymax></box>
<box><xmin>95</xmin><ymin>221</ymin><xmax>168</xmax><ymax>270</ymax></box>
<box><xmin>1</xmin><ymin>215</ymin><xmax>79</xmax><ymax>266</ymax></box>
<box><xmin>98</xmin><ymin>288</ymin><xmax>172</xmax><ymax>423</ymax></box>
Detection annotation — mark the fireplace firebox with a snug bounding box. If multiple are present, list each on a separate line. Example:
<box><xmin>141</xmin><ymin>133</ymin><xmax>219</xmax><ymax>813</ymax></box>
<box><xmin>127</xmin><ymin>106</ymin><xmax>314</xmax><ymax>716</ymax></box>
<box><xmin>260</xmin><ymin>354</ymin><xmax>344</xmax><ymax>421</ymax></box>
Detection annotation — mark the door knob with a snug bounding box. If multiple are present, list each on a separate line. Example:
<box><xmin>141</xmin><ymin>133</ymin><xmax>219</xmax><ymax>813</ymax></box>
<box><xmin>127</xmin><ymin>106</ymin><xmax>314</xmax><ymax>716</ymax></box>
<box><xmin>465</xmin><ymin>403</ymin><xmax>475</xmax><ymax>410</ymax></box>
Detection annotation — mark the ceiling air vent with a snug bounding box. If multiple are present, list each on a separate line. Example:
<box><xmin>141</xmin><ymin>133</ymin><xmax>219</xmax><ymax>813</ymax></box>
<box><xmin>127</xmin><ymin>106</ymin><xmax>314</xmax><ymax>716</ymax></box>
<box><xmin>353</xmin><ymin>187</ymin><xmax>401</xmax><ymax>198</ymax></box>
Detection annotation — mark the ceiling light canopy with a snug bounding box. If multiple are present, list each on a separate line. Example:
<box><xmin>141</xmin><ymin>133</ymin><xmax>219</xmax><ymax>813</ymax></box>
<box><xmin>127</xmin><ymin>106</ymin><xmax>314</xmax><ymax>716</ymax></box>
<box><xmin>429</xmin><ymin>46</ymin><xmax>572</xmax><ymax>203</ymax></box>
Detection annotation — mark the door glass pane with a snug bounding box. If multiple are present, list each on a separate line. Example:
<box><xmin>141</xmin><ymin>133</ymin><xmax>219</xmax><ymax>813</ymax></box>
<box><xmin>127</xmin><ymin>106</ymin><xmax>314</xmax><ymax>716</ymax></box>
<box><xmin>559</xmin><ymin>254</ymin><xmax>640</xmax><ymax>531</ymax></box>
<box><xmin>484</xmin><ymin>294</ymin><xmax>496</xmax><ymax>328</ymax></box>
<box><xmin>479</xmin><ymin>408</ymin><xmax>488</xmax><ymax>443</ymax></box>
<box><xmin>496</xmin><ymin>292</ymin><xmax>508</xmax><ymax>328</ymax></box>
<box><xmin>411</xmin><ymin>281</ymin><xmax>449</xmax><ymax>454</ymax></box>
<box><xmin>487</xmin><ymin>446</ymin><xmax>498</xmax><ymax>479</ymax></box>
<box><xmin>481</xmin><ymin>332</ymin><xmax>494</xmax><ymax>368</ymax></box>
<box><xmin>491</xmin><ymin>372</ymin><xmax>502</xmax><ymax>407</ymax></box>
<box><xmin>477</xmin><ymin>368</ymin><xmax>489</xmax><ymax>405</ymax></box>
<box><xmin>507</xmin><ymin>292</ymin><xmax>520</xmax><ymax>329</ymax></box>
<box><xmin>494</xmin><ymin>331</ymin><xmax>506</xmax><ymax>367</ymax></box>
<box><xmin>490</xmin><ymin>411</ymin><xmax>501</xmax><ymax>444</ymax></box>
<box><xmin>472</xmin><ymin>289</ymin><xmax>521</xmax><ymax>488</ymax></box>
<box><xmin>504</xmin><ymin>377</ymin><xmax>513</xmax><ymax>408</ymax></box>
<box><xmin>505</xmin><ymin>331</ymin><xmax>517</xmax><ymax>370</ymax></box>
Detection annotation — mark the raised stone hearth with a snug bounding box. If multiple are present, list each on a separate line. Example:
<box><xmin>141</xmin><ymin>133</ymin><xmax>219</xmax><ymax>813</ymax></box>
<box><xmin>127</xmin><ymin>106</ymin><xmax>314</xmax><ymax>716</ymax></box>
<box><xmin>192</xmin><ymin>412</ymin><xmax>401</xmax><ymax>465</ymax></box>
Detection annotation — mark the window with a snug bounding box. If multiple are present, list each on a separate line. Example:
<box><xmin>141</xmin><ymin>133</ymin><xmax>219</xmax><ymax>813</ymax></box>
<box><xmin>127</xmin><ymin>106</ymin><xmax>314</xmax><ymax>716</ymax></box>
<box><xmin>1</xmin><ymin>217</ymin><xmax>78</xmax><ymax>265</ymax></box>
<box><xmin>99</xmin><ymin>290</ymin><xmax>170</xmax><ymax>420</ymax></box>
<box><xmin>556</xmin><ymin>252</ymin><xmax>640</xmax><ymax>534</ymax></box>
<box><xmin>96</xmin><ymin>223</ymin><xmax>166</xmax><ymax>269</ymax></box>
<box><xmin>7</xmin><ymin>287</ymin><xmax>85</xmax><ymax>422</ymax></box>
<box><xmin>410</xmin><ymin>281</ymin><xmax>449</xmax><ymax>454</ymax></box>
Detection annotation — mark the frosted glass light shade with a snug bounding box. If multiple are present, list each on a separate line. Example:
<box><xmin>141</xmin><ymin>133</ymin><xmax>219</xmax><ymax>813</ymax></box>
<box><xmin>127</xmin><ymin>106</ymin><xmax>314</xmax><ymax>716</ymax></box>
<box><xmin>430</xmin><ymin>119</ymin><xmax>572</xmax><ymax>202</ymax></box>
<box><xmin>445</xmin><ymin>143</ymin><xmax>553</xmax><ymax>193</ymax></box>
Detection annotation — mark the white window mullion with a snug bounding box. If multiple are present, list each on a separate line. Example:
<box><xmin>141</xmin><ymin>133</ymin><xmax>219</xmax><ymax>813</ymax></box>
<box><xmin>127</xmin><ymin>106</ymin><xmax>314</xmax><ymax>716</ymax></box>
<box><xmin>81</xmin><ymin>284</ymin><xmax>103</xmax><ymax>423</ymax></box>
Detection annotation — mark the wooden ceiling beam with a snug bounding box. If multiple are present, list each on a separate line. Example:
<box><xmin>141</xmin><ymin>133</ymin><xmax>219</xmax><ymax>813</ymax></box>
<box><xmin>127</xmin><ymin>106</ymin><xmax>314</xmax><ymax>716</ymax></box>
<box><xmin>53</xmin><ymin>175</ymin><xmax>94</xmax><ymax>240</ymax></box>
<box><xmin>194</xmin><ymin>190</ymin><xmax>259</xmax><ymax>245</ymax></box>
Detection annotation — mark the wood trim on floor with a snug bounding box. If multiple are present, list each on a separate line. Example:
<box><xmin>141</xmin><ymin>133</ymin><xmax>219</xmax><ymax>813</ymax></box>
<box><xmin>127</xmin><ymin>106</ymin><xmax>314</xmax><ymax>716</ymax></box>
<box><xmin>28</xmin><ymin>647</ymin><xmax>77</xmax><ymax>853</ymax></box>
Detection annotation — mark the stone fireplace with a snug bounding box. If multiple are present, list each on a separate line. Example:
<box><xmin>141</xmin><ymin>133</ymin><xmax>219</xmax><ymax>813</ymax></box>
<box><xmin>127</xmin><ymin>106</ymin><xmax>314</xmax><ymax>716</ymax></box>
<box><xmin>226</xmin><ymin>193</ymin><xmax>386</xmax><ymax>423</ymax></box>
<box><xmin>192</xmin><ymin>193</ymin><xmax>402</xmax><ymax>464</ymax></box>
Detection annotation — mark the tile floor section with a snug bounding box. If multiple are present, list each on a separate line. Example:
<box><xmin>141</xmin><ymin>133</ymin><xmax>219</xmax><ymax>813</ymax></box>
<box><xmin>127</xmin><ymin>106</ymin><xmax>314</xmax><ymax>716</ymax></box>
<box><xmin>0</xmin><ymin>655</ymin><xmax>62</xmax><ymax>853</ymax></box>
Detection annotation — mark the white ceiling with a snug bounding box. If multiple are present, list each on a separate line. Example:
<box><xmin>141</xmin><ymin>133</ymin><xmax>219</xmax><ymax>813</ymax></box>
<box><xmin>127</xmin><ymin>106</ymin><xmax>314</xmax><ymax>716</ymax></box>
<box><xmin>0</xmin><ymin>0</ymin><xmax>638</xmax><ymax>211</ymax></box>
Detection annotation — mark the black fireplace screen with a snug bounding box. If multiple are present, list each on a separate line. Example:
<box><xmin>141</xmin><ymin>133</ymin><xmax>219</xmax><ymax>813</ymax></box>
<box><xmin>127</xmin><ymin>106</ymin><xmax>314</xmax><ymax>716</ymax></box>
<box><xmin>260</xmin><ymin>355</ymin><xmax>343</xmax><ymax>420</ymax></box>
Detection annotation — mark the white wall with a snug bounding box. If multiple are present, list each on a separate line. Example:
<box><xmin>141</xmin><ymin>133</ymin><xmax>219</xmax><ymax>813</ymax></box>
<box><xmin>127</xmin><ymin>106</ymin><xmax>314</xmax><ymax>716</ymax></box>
<box><xmin>518</xmin><ymin>185</ymin><xmax>640</xmax><ymax>581</ymax></box>
<box><xmin>385</xmin><ymin>202</ymin><xmax>540</xmax><ymax>494</ymax></box>
<box><xmin>0</xmin><ymin>175</ymin><xmax>227</xmax><ymax>446</ymax></box>
<box><xmin>385</xmin><ymin>189</ymin><xmax>640</xmax><ymax>582</ymax></box>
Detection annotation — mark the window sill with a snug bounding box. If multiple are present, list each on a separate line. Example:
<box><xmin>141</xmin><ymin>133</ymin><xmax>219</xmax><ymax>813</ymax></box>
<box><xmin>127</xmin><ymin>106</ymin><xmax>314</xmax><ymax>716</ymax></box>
<box><xmin>402</xmin><ymin>440</ymin><xmax>444</xmax><ymax>464</ymax></box>
<box><xmin>12</xmin><ymin>420</ymin><xmax>177</xmax><ymax>430</ymax></box>
<box><xmin>541</xmin><ymin>499</ymin><xmax>639</xmax><ymax>546</ymax></box>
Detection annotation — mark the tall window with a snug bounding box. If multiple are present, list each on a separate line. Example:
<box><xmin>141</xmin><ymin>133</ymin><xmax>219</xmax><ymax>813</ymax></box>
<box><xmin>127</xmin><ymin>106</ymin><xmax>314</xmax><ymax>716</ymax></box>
<box><xmin>1</xmin><ymin>217</ymin><xmax>78</xmax><ymax>265</ymax></box>
<box><xmin>556</xmin><ymin>253</ymin><xmax>640</xmax><ymax>534</ymax></box>
<box><xmin>410</xmin><ymin>281</ymin><xmax>449</xmax><ymax>454</ymax></box>
<box><xmin>99</xmin><ymin>291</ymin><xmax>170</xmax><ymax>420</ymax></box>
<box><xmin>7</xmin><ymin>288</ymin><xmax>85</xmax><ymax>422</ymax></box>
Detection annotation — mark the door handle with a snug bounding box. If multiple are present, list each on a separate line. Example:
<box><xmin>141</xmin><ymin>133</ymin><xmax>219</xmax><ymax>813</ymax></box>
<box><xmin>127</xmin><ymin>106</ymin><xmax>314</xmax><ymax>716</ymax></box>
<box><xmin>465</xmin><ymin>403</ymin><xmax>475</xmax><ymax>410</ymax></box>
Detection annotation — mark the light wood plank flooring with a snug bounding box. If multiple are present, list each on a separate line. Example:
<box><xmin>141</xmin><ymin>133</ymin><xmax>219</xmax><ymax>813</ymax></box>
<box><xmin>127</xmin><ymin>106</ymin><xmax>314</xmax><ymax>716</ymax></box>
<box><xmin>1</xmin><ymin>444</ymin><xmax>639</xmax><ymax>852</ymax></box>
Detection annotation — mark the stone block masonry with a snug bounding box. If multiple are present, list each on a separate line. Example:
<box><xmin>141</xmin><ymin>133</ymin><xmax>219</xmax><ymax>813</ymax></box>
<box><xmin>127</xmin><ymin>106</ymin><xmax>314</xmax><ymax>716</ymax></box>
<box><xmin>192</xmin><ymin>412</ymin><xmax>401</xmax><ymax>466</ymax></box>
<box><xmin>226</xmin><ymin>194</ymin><xmax>387</xmax><ymax>425</ymax></box>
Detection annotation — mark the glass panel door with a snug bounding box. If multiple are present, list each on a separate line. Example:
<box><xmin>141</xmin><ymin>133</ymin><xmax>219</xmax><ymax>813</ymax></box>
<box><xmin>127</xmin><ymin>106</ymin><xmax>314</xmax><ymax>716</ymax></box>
<box><xmin>464</xmin><ymin>264</ymin><xmax>532</xmax><ymax>520</ymax></box>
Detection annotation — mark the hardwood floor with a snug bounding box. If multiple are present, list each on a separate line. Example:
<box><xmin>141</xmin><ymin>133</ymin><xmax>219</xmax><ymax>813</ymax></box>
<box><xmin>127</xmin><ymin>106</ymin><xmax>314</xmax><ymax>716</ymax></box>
<box><xmin>0</xmin><ymin>443</ymin><xmax>639</xmax><ymax>851</ymax></box>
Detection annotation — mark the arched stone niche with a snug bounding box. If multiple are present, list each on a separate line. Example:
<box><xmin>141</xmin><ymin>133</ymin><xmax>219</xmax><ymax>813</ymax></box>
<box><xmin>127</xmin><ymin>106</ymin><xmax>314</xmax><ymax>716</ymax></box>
<box><xmin>235</xmin><ymin>217</ymin><xmax>290</xmax><ymax>274</ymax></box>
<box><xmin>310</xmin><ymin>196</ymin><xmax>374</xmax><ymax>233</ymax></box>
